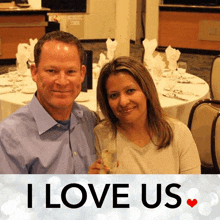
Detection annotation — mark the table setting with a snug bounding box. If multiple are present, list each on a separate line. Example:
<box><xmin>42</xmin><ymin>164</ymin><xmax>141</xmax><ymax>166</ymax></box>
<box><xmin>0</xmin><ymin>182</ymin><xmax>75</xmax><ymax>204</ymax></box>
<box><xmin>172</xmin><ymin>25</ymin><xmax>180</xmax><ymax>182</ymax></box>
<box><xmin>0</xmin><ymin>67</ymin><xmax>37</xmax><ymax>99</ymax></box>
<box><xmin>0</xmin><ymin>38</ymin><xmax>210</xmax><ymax>124</ymax></box>
<box><xmin>142</xmin><ymin>39</ymin><xmax>210</xmax><ymax>123</ymax></box>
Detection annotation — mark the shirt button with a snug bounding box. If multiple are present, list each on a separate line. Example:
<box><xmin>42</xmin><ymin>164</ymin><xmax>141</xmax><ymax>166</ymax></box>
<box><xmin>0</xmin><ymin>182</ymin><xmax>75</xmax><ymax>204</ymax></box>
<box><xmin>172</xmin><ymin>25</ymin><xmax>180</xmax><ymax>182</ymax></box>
<box><xmin>57</xmin><ymin>124</ymin><xmax>61</xmax><ymax>128</ymax></box>
<box><xmin>74</xmin><ymin>152</ymin><xmax>77</xmax><ymax>156</ymax></box>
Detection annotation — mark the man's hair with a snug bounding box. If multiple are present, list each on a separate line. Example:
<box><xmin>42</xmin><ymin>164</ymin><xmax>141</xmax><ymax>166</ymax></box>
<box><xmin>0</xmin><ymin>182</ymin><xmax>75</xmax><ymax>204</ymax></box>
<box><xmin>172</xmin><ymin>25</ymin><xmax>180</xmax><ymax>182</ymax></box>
<box><xmin>97</xmin><ymin>56</ymin><xmax>173</xmax><ymax>149</ymax></box>
<box><xmin>34</xmin><ymin>31</ymin><xmax>84</xmax><ymax>67</ymax></box>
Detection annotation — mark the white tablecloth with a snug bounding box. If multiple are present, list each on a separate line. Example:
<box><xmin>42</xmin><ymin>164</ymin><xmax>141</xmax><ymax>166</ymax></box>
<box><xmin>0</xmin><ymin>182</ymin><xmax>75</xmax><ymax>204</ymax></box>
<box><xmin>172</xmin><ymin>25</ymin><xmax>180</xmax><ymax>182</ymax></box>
<box><xmin>158</xmin><ymin>73</ymin><xmax>210</xmax><ymax>124</ymax></box>
<box><xmin>0</xmin><ymin>70</ymin><xmax>210</xmax><ymax>125</ymax></box>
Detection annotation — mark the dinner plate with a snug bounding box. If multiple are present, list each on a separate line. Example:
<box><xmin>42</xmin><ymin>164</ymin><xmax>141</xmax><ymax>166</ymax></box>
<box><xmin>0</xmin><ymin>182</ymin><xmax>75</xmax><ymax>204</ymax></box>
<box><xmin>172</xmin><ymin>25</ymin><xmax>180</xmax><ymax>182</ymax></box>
<box><xmin>21</xmin><ymin>87</ymin><xmax>36</xmax><ymax>94</ymax></box>
<box><xmin>0</xmin><ymin>78</ymin><xmax>13</xmax><ymax>86</ymax></box>
<box><xmin>75</xmin><ymin>92</ymin><xmax>90</xmax><ymax>102</ymax></box>
<box><xmin>0</xmin><ymin>87</ymin><xmax>12</xmax><ymax>95</ymax></box>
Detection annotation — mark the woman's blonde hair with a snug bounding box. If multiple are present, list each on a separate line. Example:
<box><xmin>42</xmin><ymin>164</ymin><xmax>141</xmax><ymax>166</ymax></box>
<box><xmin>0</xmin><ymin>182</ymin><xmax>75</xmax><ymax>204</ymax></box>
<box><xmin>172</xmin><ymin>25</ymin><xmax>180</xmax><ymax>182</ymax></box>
<box><xmin>97</xmin><ymin>56</ymin><xmax>173</xmax><ymax>149</ymax></box>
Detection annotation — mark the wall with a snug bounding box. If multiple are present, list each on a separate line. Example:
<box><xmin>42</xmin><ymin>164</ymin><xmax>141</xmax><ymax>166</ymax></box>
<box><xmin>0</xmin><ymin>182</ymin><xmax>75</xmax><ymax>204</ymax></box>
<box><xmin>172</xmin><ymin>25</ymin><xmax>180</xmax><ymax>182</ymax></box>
<box><xmin>48</xmin><ymin>0</ymin><xmax>143</xmax><ymax>42</ymax></box>
<box><xmin>145</xmin><ymin>0</ymin><xmax>160</xmax><ymax>41</ymax></box>
<box><xmin>159</xmin><ymin>10</ymin><xmax>220</xmax><ymax>50</ymax></box>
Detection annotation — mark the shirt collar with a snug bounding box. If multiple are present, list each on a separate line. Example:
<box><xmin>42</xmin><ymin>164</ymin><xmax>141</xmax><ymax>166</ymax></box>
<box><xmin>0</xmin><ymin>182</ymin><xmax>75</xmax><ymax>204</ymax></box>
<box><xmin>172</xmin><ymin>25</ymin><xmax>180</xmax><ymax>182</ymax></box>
<box><xmin>29</xmin><ymin>94</ymin><xmax>84</xmax><ymax>135</ymax></box>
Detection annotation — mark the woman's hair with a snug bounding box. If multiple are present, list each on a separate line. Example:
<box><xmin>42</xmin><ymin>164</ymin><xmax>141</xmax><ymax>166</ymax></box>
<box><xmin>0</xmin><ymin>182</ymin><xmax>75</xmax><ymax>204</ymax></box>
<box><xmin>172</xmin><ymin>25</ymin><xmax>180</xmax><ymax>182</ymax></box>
<box><xmin>97</xmin><ymin>56</ymin><xmax>173</xmax><ymax>149</ymax></box>
<box><xmin>34</xmin><ymin>30</ymin><xmax>85</xmax><ymax>68</ymax></box>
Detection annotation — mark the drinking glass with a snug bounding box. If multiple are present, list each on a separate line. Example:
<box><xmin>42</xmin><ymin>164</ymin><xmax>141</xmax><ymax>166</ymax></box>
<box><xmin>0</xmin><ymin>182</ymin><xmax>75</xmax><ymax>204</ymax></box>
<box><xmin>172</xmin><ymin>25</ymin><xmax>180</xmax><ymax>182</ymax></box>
<box><xmin>17</xmin><ymin>62</ymin><xmax>28</xmax><ymax>79</ymax></box>
<box><xmin>178</xmin><ymin>61</ymin><xmax>187</xmax><ymax>81</ymax></box>
<box><xmin>8</xmin><ymin>67</ymin><xmax>18</xmax><ymax>92</ymax></box>
<box><xmin>166</xmin><ymin>71</ymin><xmax>178</xmax><ymax>96</ymax></box>
<box><xmin>152</xmin><ymin>68</ymin><xmax>163</xmax><ymax>88</ymax></box>
<box><xmin>17</xmin><ymin>62</ymin><xmax>28</xmax><ymax>90</ymax></box>
<box><xmin>100</xmin><ymin>149</ymin><xmax>117</xmax><ymax>174</ymax></box>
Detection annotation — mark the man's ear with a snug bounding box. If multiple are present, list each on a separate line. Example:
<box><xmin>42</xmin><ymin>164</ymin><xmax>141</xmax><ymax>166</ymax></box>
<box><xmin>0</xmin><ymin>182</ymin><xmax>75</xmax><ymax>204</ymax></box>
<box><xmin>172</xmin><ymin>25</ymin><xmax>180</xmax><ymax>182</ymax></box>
<box><xmin>30</xmin><ymin>64</ymin><xmax>37</xmax><ymax>82</ymax></box>
<box><xmin>80</xmin><ymin>65</ymin><xmax>86</xmax><ymax>83</ymax></box>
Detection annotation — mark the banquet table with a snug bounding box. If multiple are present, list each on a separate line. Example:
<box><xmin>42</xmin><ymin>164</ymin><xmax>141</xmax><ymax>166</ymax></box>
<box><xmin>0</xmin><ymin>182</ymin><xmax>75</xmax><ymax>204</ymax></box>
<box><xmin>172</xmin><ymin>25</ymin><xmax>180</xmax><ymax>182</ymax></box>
<box><xmin>0</xmin><ymin>69</ymin><xmax>210</xmax><ymax>125</ymax></box>
<box><xmin>157</xmin><ymin>72</ymin><xmax>210</xmax><ymax>124</ymax></box>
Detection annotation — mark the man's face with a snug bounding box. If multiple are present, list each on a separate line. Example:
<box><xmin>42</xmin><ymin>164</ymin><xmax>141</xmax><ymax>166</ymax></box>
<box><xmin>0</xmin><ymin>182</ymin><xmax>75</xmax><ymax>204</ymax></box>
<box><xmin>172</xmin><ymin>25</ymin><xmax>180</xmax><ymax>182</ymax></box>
<box><xmin>31</xmin><ymin>40</ymin><xmax>86</xmax><ymax>118</ymax></box>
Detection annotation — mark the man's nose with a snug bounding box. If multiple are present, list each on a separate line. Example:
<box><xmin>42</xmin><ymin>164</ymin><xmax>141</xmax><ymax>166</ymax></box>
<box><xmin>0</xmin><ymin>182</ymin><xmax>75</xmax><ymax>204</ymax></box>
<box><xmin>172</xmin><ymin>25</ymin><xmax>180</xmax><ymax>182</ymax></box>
<box><xmin>56</xmin><ymin>72</ymin><xmax>69</xmax><ymax>85</ymax></box>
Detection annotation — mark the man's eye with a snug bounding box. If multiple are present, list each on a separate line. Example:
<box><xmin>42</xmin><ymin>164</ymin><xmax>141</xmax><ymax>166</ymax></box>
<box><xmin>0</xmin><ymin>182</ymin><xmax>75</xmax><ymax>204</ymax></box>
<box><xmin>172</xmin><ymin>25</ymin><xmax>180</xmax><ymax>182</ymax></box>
<box><xmin>46</xmin><ymin>69</ymin><xmax>56</xmax><ymax>73</ymax></box>
<box><xmin>67</xmin><ymin>70</ymin><xmax>76</xmax><ymax>75</ymax></box>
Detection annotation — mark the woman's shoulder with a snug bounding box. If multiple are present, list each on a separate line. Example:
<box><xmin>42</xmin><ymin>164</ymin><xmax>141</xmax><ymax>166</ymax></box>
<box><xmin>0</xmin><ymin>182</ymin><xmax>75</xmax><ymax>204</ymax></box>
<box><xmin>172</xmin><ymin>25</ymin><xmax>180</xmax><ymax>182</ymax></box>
<box><xmin>166</xmin><ymin>117</ymin><xmax>189</xmax><ymax>132</ymax></box>
<box><xmin>94</xmin><ymin>120</ymin><xmax>112</xmax><ymax>134</ymax></box>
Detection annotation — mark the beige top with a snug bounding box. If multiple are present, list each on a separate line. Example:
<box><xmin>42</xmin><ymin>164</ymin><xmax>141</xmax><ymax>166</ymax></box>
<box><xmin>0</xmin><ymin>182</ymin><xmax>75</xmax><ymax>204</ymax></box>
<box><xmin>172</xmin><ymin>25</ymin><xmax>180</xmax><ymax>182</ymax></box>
<box><xmin>94</xmin><ymin>118</ymin><xmax>201</xmax><ymax>174</ymax></box>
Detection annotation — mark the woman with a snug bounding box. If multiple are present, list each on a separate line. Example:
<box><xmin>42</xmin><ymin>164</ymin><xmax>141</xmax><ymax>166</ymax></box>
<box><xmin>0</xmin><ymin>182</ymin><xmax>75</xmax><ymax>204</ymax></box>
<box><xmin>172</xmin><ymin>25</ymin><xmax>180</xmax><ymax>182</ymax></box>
<box><xmin>89</xmin><ymin>56</ymin><xmax>200</xmax><ymax>174</ymax></box>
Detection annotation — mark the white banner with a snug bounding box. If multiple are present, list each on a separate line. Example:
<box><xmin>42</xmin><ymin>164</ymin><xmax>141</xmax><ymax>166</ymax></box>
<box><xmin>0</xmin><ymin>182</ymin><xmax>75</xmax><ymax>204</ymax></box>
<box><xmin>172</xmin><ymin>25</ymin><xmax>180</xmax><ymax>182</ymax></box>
<box><xmin>0</xmin><ymin>175</ymin><xmax>219</xmax><ymax>219</ymax></box>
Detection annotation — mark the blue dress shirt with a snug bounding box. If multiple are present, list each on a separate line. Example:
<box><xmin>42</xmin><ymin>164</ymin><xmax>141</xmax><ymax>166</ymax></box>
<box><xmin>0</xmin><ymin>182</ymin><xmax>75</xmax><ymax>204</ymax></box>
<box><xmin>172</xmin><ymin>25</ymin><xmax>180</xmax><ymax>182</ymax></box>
<box><xmin>0</xmin><ymin>95</ymin><xmax>98</xmax><ymax>174</ymax></box>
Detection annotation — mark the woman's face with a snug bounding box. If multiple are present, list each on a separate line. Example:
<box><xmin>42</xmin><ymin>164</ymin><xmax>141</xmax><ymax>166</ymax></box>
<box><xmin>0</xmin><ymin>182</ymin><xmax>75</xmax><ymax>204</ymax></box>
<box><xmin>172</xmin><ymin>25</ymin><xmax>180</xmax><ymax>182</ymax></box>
<box><xmin>106</xmin><ymin>72</ymin><xmax>147</xmax><ymax>126</ymax></box>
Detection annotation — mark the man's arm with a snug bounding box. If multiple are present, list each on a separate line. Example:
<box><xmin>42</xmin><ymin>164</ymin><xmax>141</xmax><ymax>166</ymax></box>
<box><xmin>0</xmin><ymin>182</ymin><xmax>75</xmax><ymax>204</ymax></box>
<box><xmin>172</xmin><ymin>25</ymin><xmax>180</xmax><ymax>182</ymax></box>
<box><xmin>0</xmin><ymin>141</ymin><xmax>27</xmax><ymax>174</ymax></box>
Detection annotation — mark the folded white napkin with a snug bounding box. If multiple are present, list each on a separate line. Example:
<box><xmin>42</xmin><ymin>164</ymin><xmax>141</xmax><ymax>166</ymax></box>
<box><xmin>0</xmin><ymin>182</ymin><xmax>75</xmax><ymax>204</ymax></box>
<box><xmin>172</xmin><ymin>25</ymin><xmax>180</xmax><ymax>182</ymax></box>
<box><xmin>152</xmin><ymin>54</ymin><xmax>166</xmax><ymax>77</ymax></box>
<box><xmin>28</xmin><ymin>38</ymin><xmax>38</xmax><ymax>63</ymax></box>
<box><xmin>16</xmin><ymin>38</ymin><xmax>38</xmax><ymax>72</ymax></box>
<box><xmin>165</xmin><ymin>45</ymin><xmax>181</xmax><ymax>71</ymax></box>
<box><xmin>98</xmin><ymin>53</ymin><xmax>108</xmax><ymax>68</ymax></box>
<box><xmin>142</xmin><ymin>38</ymin><xmax>158</xmax><ymax>70</ymax></box>
<box><xmin>106</xmin><ymin>38</ymin><xmax>118</xmax><ymax>61</ymax></box>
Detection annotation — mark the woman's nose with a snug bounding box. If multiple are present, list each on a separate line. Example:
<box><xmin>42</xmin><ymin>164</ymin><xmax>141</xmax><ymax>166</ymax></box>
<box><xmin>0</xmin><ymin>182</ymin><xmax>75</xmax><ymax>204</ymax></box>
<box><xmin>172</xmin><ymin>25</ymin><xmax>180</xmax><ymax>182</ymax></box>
<box><xmin>119</xmin><ymin>94</ymin><xmax>130</xmax><ymax>106</ymax></box>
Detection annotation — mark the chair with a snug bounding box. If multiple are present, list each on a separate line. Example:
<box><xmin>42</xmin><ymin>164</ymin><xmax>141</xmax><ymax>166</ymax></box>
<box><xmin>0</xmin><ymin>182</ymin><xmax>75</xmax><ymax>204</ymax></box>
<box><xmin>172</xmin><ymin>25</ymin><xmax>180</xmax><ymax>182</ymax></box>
<box><xmin>210</xmin><ymin>55</ymin><xmax>220</xmax><ymax>99</ymax></box>
<box><xmin>188</xmin><ymin>99</ymin><xmax>220</xmax><ymax>174</ymax></box>
<box><xmin>81</xmin><ymin>50</ymin><xmax>93</xmax><ymax>92</ymax></box>
<box><xmin>211</xmin><ymin>112</ymin><xmax>220</xmax><ymax>173</ymax></box>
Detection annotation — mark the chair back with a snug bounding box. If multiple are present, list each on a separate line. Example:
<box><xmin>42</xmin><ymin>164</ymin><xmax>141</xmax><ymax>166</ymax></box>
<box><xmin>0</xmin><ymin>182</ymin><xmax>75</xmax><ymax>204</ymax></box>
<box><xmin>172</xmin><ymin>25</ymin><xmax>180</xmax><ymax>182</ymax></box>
<box><xmin>211</xmin><ymin>112</ymin><xmax>220</xmax><ymax>172</ymax></box>
<box><xmin>188</xmin><ymin>99</ymin><xmax>220</xmax><ymax>169</ymax></box>
<box><xmin>210</xmin><ymin>55</ymin><xmax>220</xmax><ymax>99</ymax></box>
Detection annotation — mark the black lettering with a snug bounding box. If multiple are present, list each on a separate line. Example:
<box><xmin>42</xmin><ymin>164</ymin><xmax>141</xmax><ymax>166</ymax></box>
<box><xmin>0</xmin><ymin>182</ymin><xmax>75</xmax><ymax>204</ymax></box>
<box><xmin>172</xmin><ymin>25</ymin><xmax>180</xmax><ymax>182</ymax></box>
<box><xmin>27</xmin><ymin>184</ymin><xmax>32</xmax><ymax>208</ymax></box>
<box><xmin>88</xmin><ymin>184</ymin><xmax>110</xmax><ymax>208</ymax></box>
<box><xmin>61</xmin><ymin>183</ymin><xmax>87</xmax><ymax>208</ymax></box>
<box><xmin>165</xmin><ymin>183</ymin><xmax>181</xmax><ymax>208</ymax></box>
<box><xmin>113</xmin><ymin>184</ymin><xmax>129</xmax><ymax>208</ymax></box>
<box><xmin>46</xmin><ymin>184</ymin><xmax>61</xmax><ymax>208</ymax></box>
<box><xmin>142</xmin><ymin>184</ymin><xmax>161</xmax><ymax>208</ymax></box>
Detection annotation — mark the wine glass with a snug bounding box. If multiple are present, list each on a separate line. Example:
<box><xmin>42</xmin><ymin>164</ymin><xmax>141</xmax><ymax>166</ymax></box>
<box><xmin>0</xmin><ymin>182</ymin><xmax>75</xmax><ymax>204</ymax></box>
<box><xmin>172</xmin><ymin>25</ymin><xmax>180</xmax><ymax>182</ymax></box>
<box><xmin>152</xmin><ymin>68</ymin><xmax>163</xmax><ymax>88</ymax></box>
<box><xmin>8</xmin><ymin>67</ymin><xmax>18</xmax><ymax>92</ymax></box>
<box><xmin>100</xmin><ymin>149</ymin><xmax>117</xmax><ymax>174</ymax></box>
<box><xmin>178</xmin><ymin>61</ymin><xmax>187</xmax><ymax>82</ymax></box>
<box><xmin>17</xmin><ymin>62</ymin><xmax>28</xmax><ymax>90</ymax></box>
<box><xmin>165</xmin><ymin>71</ymin><xmax>178</xmax><ymax>97</ymax></box>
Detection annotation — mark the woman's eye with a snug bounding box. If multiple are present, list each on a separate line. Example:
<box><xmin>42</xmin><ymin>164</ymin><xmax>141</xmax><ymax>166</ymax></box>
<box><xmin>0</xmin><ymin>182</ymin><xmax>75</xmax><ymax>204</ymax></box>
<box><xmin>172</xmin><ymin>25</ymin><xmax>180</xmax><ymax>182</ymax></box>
<box><xmin>109</xmin><ymin>93</ymin><xmax>118</xmax><ymax>99</ymax></box>
<box><xmin>127</xmin><ymin>89</ymin><xmax>135</xmax><ymax>94</ymax></box>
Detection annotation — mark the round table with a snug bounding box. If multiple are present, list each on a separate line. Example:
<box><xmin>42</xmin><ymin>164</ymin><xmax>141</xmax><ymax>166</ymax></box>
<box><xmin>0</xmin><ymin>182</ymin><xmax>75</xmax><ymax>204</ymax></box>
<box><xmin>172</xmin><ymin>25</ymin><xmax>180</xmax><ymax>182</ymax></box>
<box><xmin>158</xmin><ymin>73</ymin><xmax>210</xmax><ymax>124</ymax></box>
<box><xmin>0</xmin><ymin>71</ymin><xmax>210</xmax><ymax>125</ymax></box>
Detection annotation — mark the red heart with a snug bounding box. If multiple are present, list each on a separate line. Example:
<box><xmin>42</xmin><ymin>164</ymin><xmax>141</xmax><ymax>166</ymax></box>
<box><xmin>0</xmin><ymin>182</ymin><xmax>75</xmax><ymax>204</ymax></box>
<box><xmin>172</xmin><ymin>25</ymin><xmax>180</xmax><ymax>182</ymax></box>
<box><xmin>187</xmin><ymin>199</ymin><xmax>197</xmax><ymax>207</ymax></box>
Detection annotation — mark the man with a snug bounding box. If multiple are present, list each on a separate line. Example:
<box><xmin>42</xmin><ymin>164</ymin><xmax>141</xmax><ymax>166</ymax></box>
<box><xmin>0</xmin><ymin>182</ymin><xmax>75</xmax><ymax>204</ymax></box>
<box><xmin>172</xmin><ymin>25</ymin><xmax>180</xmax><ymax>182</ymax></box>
<box><xmin>0</xmin><ymin>31</ymin><xmax>98</xmax><ymax>173</ymax></box>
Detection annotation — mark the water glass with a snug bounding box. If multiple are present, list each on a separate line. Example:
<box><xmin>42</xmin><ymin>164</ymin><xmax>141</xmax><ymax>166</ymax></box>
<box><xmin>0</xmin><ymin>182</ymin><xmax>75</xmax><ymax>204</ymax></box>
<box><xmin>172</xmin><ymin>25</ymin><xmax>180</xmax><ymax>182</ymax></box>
<box><xmin>8</xmin><ymin>67</ymin><xmax>18</xmax><ymax>92</ymax></box>
<box><xmin>166</xmin><ymin>71</ymin><xmax>178</xmax><ymax>96</ymax></box>
<box><xmin>178</xmin><ymin>61</ymin><xmax>187</xmax><ymax>80</ymax></box>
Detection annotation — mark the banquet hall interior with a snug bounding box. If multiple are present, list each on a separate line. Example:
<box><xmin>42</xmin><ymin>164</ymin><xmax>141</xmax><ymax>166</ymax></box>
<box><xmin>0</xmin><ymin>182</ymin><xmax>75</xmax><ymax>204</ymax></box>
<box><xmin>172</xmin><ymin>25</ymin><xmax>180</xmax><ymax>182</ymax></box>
<box><xmin>0</xmin><ymin>0</ymin><xmax>217</xmax><ymax>86</ymax></box>
<box><xmin>1</xmin><ymin>0</ymin><xmax>220</xmax><ymax>174</ymax></box>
